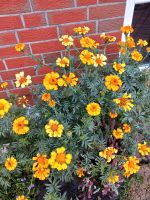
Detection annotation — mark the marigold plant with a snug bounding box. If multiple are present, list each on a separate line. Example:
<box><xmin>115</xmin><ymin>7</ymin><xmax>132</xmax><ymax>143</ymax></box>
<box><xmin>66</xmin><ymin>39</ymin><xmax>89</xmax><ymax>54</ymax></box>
<box><xmin>0</xmin><ymin>25</ymin><xmax>150</xmax><ymax>199</ymax></box>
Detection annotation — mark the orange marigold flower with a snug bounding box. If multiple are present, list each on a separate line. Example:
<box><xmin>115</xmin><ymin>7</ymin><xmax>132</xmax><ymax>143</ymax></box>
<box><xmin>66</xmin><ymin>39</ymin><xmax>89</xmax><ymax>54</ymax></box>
<box><xmin>16</xmin><ymin>195</ymin><xmax>28</xmax><ymax>200</ymax></box>
<box><xmin>131</xmin><ymin>49</ymin><xmax>143</xmax><ymax>62</ymax></box>
<box><xmin>62</xmin><ymin>72</ymin><xmax>78</xmax><ymax>87</ymax></box>
<box><xmin>73</xmin><ymin>26</ymin><xmax>90</xmax><ymax>35</ymax></box>
<box><xmin>93</xmin><ymin>54</ymin><xmax>107</xmax><ymax>67</ymax></box>
<box><xmin>109</xmin><ymin>112</ymin><xmax>118</xmax><ymax>119</ymax></box>
<box><xmin>80</xmin><ymin>49</ymin><xmax>94</xmax><ymax>65</ymax></box>
<box><xmin>126</xmin><ymin>36</ymin><xmax>135</xmax><ymax>48</ymax></box>
<box><xmin>80</xmin><ymin>37</ymin><xmax>99</xmax><ymax>48</ymax></box>
<box><xmin>122</xmin><ymin>123</ymin><xmax>131</xmax><ymax>133</ymax></box>
<box><xmin>105</xmin><ymin>74</ymin><xmax>122</xmax><ymax>92</ymax></box>
<box><xmin>137</xmin><ymin>39</ymin><xmax>148</xmax><ymax>47</ymax></box>
<box><xmin>0</xmin><ymin>82</ymin><xmax>8</xmax><ymax>89</ymax></box>
<box><xmin>107</xmin><ymin>174</ymin><xmax>119</xmax><ymax>184</ymax></box>
<box><xmin>15</xmin><ymin>72</ymin><xmax>32</xmax><ymax>88</ymax></box>
<box><xmin>17</xmin><ymin>96</ymin><xmax>28</xmax><ymax>108</ymax></box>
<box><xmin>113</xmin><ymin>62</ymin><xmax>126</xmax><ymax>74</ymax></box>
<box><xmin>59</xmin><ymin>35</ymin><xmax>74</xmax><ymax>47</ymax></box>
<box><xmin>33</xmin><ymin>153</ymin><xmax>49</xmax><ymax>169</ymax></box>
<box><xmin>15</xmin><ymin>43</ymin><xmax>25</xmax><ymax>52</ymax></box>
<box><xmin>48</xmin><ymin>100</ymin><xmax>56</xmax><ymax>107</ymax></box>
<box><xmin>45</xmin><ymin>119</ymin><xmax>64</xmax><ymax>138</ymax></box>
<box><xmin>121</xmin><ymin>25</ymin><xmax>134</xmax><ymax>34</ymax></box>
<box><xmin>113</xmin><ymin>128</ymin><xmax>124</xmax><ymax>139</ymax></box>
<box><xmin>86</xmin><ymin>102</ymin><xmax>101</xmax><ymax>116</ymax></box>
<box><xmin>56</xmin><ymin>57</ymin><xmax>70</xmax><ymax>68</ymax></box>
<box><xmin>146</xmin><ymin>47</ymin><xmax>150</xmax><ymax>53</ymax></box>
<box><xmin>43</xmin><ymin>72</ymin><xmax>60</xmax><ymax>90</ymax></box>
<box><xmin>0</xmin><ymin>99</ymin><xmax>12</xmax><ymax>118</ymax></box>
<box><xmin>100</xmin><ymin>33</ymin><xmax>116</xmax><ymax>43</ymax></box>
<box><xmin>76</xmin><ymin>167</ymin><xmax>86</xmax><ymax>177</ymax></box>
<box><xmin>99</xmin><ymin>147</ymin><xmax>118</xmax><ymax>163</ymax></box>
<box><xmin>138</xmin><ymin>142</ymin><xmax>150</xmax><ymax>156</ymax></box>
<box><xmin>33</xmin><ymin>165</ymin><xmax>50</xmax><ymax>180</ymax></box>
<box><xmin>42</xmin><ymin>93</ymin><xmax>51</xmax><ymax>102</ymax></box>
<box><xmin>13</xmin><ymin>116</ymin><xmax>29</xmax><ymax>135</ymax></box>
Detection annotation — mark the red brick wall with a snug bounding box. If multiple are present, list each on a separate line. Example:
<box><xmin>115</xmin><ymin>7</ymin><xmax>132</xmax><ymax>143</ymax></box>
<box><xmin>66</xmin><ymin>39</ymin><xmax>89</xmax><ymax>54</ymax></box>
<box><xmin>0</xmin><ymin>0</ymin><xmax>126</xmax><ymax>97</ymax></box>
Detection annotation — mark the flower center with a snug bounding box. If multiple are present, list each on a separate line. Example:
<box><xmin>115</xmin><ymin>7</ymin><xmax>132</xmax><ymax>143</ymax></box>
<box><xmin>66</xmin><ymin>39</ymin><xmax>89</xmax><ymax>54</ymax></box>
<box><xmin>37</xmin><ymin>156</ymin><xmax>46</xmax><ymax>165</ymax></box>
<box><xmin>119</xmin><ymin>98</ymin><xmax>128</xmax><ymax>106</ymax></box>
<box><xmin>19</xmin><ymin>77</ymin><xmax>27</xmax><ymax>84</ymax></box>
<box><xmin>56</xmin><ymin>153</ymin><xmax>66</xmax><ymax>164</ymax></box>
<box><xmin>85</xmin><ymin>54</ymin><xmax>92</xmax><ymax>60</ymax></box>
<box><xmin>63</xmin><ymin>38</ymin><xmax>70</xmax><ymax>43</ymax></box>
<box><xmin>96</xmin><ymin>58</ymin><xmax>102</xmax><ymax>64</ymax></box>
<box><xmin>17</xmin><ymin>122</ymin><xmax>25</xmax><ymax>128</ymax></box>
<box><xmin>49</xmin><ymin>77</ymin><xmax>57</xmax><ymax>85</ymax></box>
<box><xmin>51</xmin><ymin>124</ymin><xmax>58</xmax><ymax>131</ymax></box>
<box><xmin>106</xmin><ymin>150</ymin><xmax>113</xmax><ymax>156</ymax></box>
<box><xmin>0</xmin><ymin>103</ymin><xmax>4</xmax><ymax>110</ymax></box>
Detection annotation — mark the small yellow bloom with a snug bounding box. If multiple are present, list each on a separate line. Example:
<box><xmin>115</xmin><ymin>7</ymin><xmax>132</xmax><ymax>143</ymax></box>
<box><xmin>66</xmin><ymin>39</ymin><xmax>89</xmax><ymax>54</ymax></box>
<box><xmin>86</xmin><ymin>102</ymin><xmax>101</xmax><ymax>116</ymax></box>
<box><xmin>109</xmin><ymin>112</ymin><xmax>118</xmax><ymax>119</ymax></box>
<box><xmin>113</xmin><ymin>128</ymin><xmax>124</xmax><ymax>139</ymax></box>
<box><xmin>49</xmin><ymin>147</ymin><xmax>72</xmax><ymax>171</ymax></box>
<box><xmin>5</xmin><ymin>157</ymin><xmax>17</xmax><ymax>171</ymax></box>
<box><xmin>48</xmin><ymin>100</ymin><xmax>56</xmax><ymax>107</ymax></box>
<box><xmin>113</xmin><ymin>62</ymin><xmax>126</xmax><ymax>74</ymax></box>
<box><xmin>146</xmin><ymin>47</ymin><xmax>150</xmax><ymax>53</ymax></box>
<box><xmin>15</xmin><ymin>43</ymin><xmax>25</xmax><ymax>52</ymax></box>
<box><xmin>123</xmin><ymin>156</ymin><xmax>140</xmax><ymax>177</ymax></box>
<box><xmin>80</xmin><ymin>37</ymin><xmax>99</xmax><ymax>48</ymax></box>
<box><xmin>16</xmin><ymin>195</ymin><xmax>28</xmax><ymax>200</ymax></box>
<box><xmin>43</xmin><ymin>72</ymin><xmax>60</xmax><ymax>90</ymax></box>
<box><xmin>42</xmin><ymin>93</ymin><xmax>51</xmax><ymax>102</ymax></box>
<box><xmin>93</xmin><ymin>54</ymin><xmax>107</xmax><ymax>67</ymax></box>
<box><xmin>100</xmin><ymin>33</ymin><xmax>116</xmax><ymax>43</ymax></box>
<box><xmin>59</xmin><ymin>35</ymin><xmax>74</xmax><ymax>47</ymax></box>
<box><xmin>13</xmin><ymin>116</ymin><xmax>29</xmax><ymax>135</ymax></box>
<box><xmin>56</xmin><ymin>57</ymin><xmax>70</xmax><ymax>68</ymax></box>
<box><xmin>17</xmin><ymin>96</ymin><xmax>28</xmax><ymax>108</ymax></box>
<box><xmin>121</xmin><ymin>25</ymin><xmax>134</xmax><ymax>34</ymax></box>
<box><xmin>126</xmin><ymin>36</ymin><xmax>135</xmax><ymax>48</ymax></box>
<box><xmin>80</xmin><ymin>50</ymin><xmax>94</xmax><ymax>65</ymax></box>
<box><xmin>0</xmin><ymin>82</ymin><xmax>8</xmax><ymax>89</ymax></box>
<box><xmin>99</xmin><ymin>147</ymin><xmax>118</xmax><ymax>163</ymax></box>
<box><xmin>131</xmin><ymin>49</ymin><xmax>143</xmax><ymax>62</ymax></box>
<box><xmin>15</xmin><ymin>72</ymin><xmax>32</xmax><ymax>88</ymax></box>
<box><xmin>122</xmin><ymin>123</ymin><xmax>131</xmax><ymax>133</ymax></box>
<box><xmin>113</xmin><ymin>93</ymin><xmax>134</xmax><ymax>111</ymax></box>
<box><xmin>0</xmin><ymin>99</ymin><xmax>12</xmax><ymax>118</ymax></box>
<box><xmin>137</xmin><ymin>39</ymin><xmax>148</xmax><ymax>47</ymax></box>
<box><xmin>33</xmin><ymin>165</ymin><xmax>50</xmax><ymax>180</ymax></box>
<box><xmin>45</xmin><ymin>119</ymin><xmax>64</xmax><ymax>137</ymax></box>
<box><xmin>76</xmin><ymin>167</ymin><xmax>85</xmax><ymax>177</ymax></box>
<box><xmin>107</xmin><ymin>174</ymin><xmax>119</xmax><ymax>184</ymax></box>
<box><xmin>138</xmin><ymin>142</ymin><xmax>150</xmax><ymax>156</ymax></box>
<box><xmin>62</xmin><ymin>72</ymin><xmax>78</xmax><ymax>87</ymax></box>
<box><xmin>73</xmin><ymin>26</ymin><xmax>90</xmax><ymax>35</ymax></box>
<box><xmin>105</xmin><ymin>74</ymin><xmax>122</xmax><ymax>92</ymax></box>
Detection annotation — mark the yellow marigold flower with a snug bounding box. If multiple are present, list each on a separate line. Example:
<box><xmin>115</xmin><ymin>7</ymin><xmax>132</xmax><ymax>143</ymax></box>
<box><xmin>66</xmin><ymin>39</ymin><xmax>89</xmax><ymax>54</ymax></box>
<box><xmin>80</xmin><ymin>50</ymin><xmax>94</xmax><ymax>65</ymax></box>
<box><xmin>113</xmin><ymin>93</ymin><xmax>134</xmax><ymax>111</ymax></box>
<box><xmin>33</xmin><ymin>154</ymin><xmax>49</xmax><ymax>169</ymax></box>
<box><xmin>93</xmin><ymin>54</ymin><xmax>107</xmax><ymax>67</ymax></box>
<box><xmin>49</xmin><ymin>147</ymin><xmax>72</xmax><ymax>171</ymax></box>
<box><xmin>86</xmin><ymin>102</ymin><xmax>101</xmax><ymax>116</ymax></box>
<box><xmin>113</xmin><ymin>128</ymin><xmax>124</xmax><ymax>139</ymax></box>
<box><xmin>123</xmin><ymin>156</ymin><xmax>140</xmax><ymax>177</ymax></box>
<box><xmin>5</xmin><ymin>157</ymin><xmax>17</xmax><ymax>171</ymax></box>
<box><xmin>80</xmin><ymin>37</ymin><xmax>99</xmax><ymax>48</ymax></box>
<box><xmin>76</xmin><ymin>167</ymin><xmax>85</xmax><ymax>177</ymax></box>
<box><xmin>138</xmin><ymin>142</ymin><xmax>150</xmax><ymax>156</ymax></box>
<box><xmin>146</xmin><ymin>47</ymin><xmax>150</xmax><ymax>53</ymax></box>
<box><xmin>105</xmin><ymin>74</ymin><xmax>122</xmax><ymax>92</ymax></box>
<box><xmin>15</xmin><ymin>72</ymin><xmax>32</xmax><ymax>88</ymax></box>
<box><xmin>0</xmin><ymin>82</ymin><xmax>8</xmax><ymax>89</ymax></box>
<box><xmin>33</xmin><ymin>165</ymin><xmax>50</xmax><ymax>180</ymax></box>
<box><xmin>100</xmin><ymin>33</ymin><xmax>116</xmax><ymax>43</ymax></box>
<box><xmin>137</xmin><ymin>39</ymin><xmax>148</xmax><ymax>47</ymax></box>
<box><xmin>113</xmin><ymin>62</ymin><xmax>126</xmax><ymax>74</ymax></box>
<box><xmin>16</xmin><ymin>195</ymin><xmax>28</xmax><ymax>200</ymax></box>
<box><xmin>56</xmin><ymin>57</ymin><xmax>70</xmax><ymax>68</ymax></box>
<box><xmin>17</xmin><ymin>96</ymin><xmax>28</xmax><ymax>108</ymax></box>
<box><xmin>123</xmin><ymin>123</ymin><xmax>131</xmax><ymax>133</ymax></box>
<box><xmin>13</xmin><ymin>116</ymin><xmax>29</xmax><ymax>135</ymax></box>
<box><xmin>42</xmin><ymin>93</ymin><xmax>51</xmax><ymax>102</ymax></box>
<box><xmin>59</xmin><ymin>35</ymin><xmax>74</xmax><ymax>47</ymax></box>
<box><xmin>45</xmin><ymin>119</ymin><xmax>64</xmax><ymax>137</ymax></box>
<box><xmin>121</xmin><ymin>25</ymin><xmax>134</xmax><ymax>34</ymax></box>
<box><xmin>131</xmin><ymin>49</ymin><xmax>143</xmax><ymax>62</ymax></box>
<box><xmin>109</xmin><ymin>112</ymin><xmax>118</xmax><ymax>119</ymax></box>
<box><xmin>107</xmin><ymin>174</ymin><xmax>119</xmax><ymax>184</ymax></box>
<box><xmin>126</xmin><ymin>36</ymin><xmax>135</xmax><ymax>48</ymax></box>
<box><xmin>43</xmin><ymin>72</ymin><xmax>60</xmax><ymax>90</ymax></box>
<box><xmin>73</xmin><ymin>26</ymin><xmax>90</xmax><ymax>35</ymax></box>
<box><xmin>99</xmin><ymin>147</ymin><xmax>118</xmax><ymax>163</ymax></box>
<box><xmin>48</xmin><ymin>100</ymin><xmax>56</xmax><ymax>107</ymax></box>
<box><xmin>15</xmin><ymin>43</ymin><xmax>25</xmax><ymax>52</ymax></box>
<box><xmin>62</xmin><ymin>72</ymin><xmax>78</xmax><ymax>87</ymax></box>
<box><xmin>0</xmin><ymin>99</ymin><xmax>12</xmax><ymax>118</ymax></box>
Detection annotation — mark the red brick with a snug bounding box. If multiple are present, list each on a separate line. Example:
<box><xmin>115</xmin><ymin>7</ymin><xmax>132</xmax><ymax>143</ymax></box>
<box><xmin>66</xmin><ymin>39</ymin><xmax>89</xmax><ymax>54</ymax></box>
<box><xmin>48</xmin><ymin>8</ymin><xmax>87</xmax><ymax>25</ymax></box>
<box><xmin>6</xmin><ymin>55</ymin><xmax>41</xmax><ymax>69</ymax></box>
<box><xmin>89</xmin><ymin>3</ymin><xmax>125</xmax><ymax>20</ymax></box>
<box><xmin>42</xmin><ymin>52</ymin><xmax>61</xmax><ymax>65</ymax></box>
<box><xmin>32</xmin><ymin>75</ymin><xmax>44</xmax><ymax>84</ymax></box>
<box><xmin>99</xmin><ymin>18</ymin><xmax>123</xmax><ymax>32</ymax></box>
<box><xmin>0</xmin><ymin>60</ymin><xmax>6</xmax><ymax>71</ymax></box>
<box><xmin>59</xmin><ymin>21</ymin><xmax>96</xmax><ymax>35</ymax></box>
<box><xmin>31</xmin><ymin>40</ymin><xmax>64</xmax><ymax>54</ymax></box>
<box><xmin>23</xmin><ymin>13</ymin><xmax>47</xmax><ymax>28</ymax></box>
<box><xmin>0</xmin><ymin>91</ymin><xmax>7</xmax><ymax>98</ymax></box>
<box><xmin>107</xmin><ymin>53</ymin><xmax>118</xmax><ymax>62</ymax></box>
<box><xmin>32</xmin><ymin>0</ymin><xmax>72</xmax><ymax>11</ymax></box>
<box><xmin>0</xmin><ymin>16</ymin><xmax>23</xmax><ymax>31</ymax></box>
<box><xmin>11</xmin><ymin>87</ymin><xmax>30</xmax><ymax>96</ymax></box>
<box><xmin>0</xmin><ymin>32</ymin><xmax>17</xmax><ymax>45</ymax></box>
<box><xmin>0</xmin><ymin>0</ymin><xmax>30</xmax><ymax>14</ymax></box>
<box><xmin>106</xmin><ymin>43</ymin><xmax>119</xmax><ymax>54</ymax></box>
<box><xmin>77</xmin><ymin>0</ymin><xmax>97</xmax><ymax>6</ymax></box>
<box><xmin>100</xmin><ymin>0</ymin><xmax>126</xmax><ymax>2</ymax></box>
<box><xmin>1</xmin><ymin>67</ymin><xmax>35</xmax><ymax>81</ymax></box>
<box><xmin>18</xmin><ymin>27</ymin><xmax>57</xmax><ymax>43</ymax></box>
<box><xmin>0</xmin><ymin>45</ymin><xmax>30</xmax><ymax>59</ymax></box>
